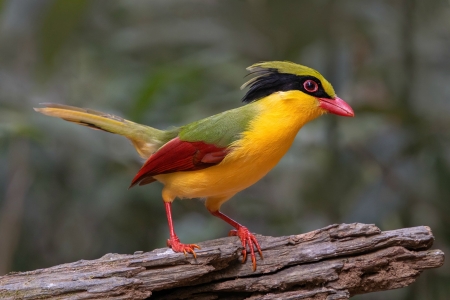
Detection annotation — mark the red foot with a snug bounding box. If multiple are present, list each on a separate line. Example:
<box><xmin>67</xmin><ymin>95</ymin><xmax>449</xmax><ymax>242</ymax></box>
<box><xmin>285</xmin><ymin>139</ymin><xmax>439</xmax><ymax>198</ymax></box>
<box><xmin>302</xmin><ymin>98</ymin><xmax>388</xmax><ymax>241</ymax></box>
<box><xmin>166</xmin><ymin>236</ymin><xmax>201</xmax><ymax>258</ymax></box>
<box><xmin>229</xmin><ymin>226</ymin><xmax>263</xmax><ymax>271</ymax></box>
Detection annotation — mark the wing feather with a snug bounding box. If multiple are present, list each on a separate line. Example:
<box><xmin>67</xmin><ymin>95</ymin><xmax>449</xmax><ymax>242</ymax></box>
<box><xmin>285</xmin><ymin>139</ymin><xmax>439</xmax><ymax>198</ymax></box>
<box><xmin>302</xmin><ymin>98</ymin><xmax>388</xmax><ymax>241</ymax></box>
<box><xmin>130</xmin><ymin>137</ymin><xmax>228</xmax><ymax>187</ymax></box>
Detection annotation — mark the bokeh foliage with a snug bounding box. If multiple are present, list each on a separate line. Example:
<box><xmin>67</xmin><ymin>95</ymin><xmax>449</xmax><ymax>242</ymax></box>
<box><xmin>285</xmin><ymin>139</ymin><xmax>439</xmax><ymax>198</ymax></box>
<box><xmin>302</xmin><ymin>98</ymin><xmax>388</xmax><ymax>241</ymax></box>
<box><xmin>0</xmin><ymin>0</ymin><xmax>449</xmax><ymax>299</ymax></box>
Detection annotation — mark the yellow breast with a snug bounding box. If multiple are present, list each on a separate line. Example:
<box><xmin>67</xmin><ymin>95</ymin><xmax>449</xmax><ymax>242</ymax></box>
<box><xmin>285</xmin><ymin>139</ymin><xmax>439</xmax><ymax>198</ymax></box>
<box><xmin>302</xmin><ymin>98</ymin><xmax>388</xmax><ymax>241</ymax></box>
<box><xmin>155</xmin><ymin>91</ymin><xmax>324</xmax><ymax>203</ymax></box>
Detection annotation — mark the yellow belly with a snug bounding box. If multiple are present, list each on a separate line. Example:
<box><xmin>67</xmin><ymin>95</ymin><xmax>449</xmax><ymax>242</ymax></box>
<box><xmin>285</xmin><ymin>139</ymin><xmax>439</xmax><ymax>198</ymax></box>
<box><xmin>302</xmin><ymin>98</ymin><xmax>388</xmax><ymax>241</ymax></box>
<box><xmin>155</xmin><ymin>91</ymin><xmax>323</xmax><ymax>205</ymax></box>
<box><xmin>155</xmin><ymin>135</ymin><xmax>293</xmax><ymax>200</ymax></box>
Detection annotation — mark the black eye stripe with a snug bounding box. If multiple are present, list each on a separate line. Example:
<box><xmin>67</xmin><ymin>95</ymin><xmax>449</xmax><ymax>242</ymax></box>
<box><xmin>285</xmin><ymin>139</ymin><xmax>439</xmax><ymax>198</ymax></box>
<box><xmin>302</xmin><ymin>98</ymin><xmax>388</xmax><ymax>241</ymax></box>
<box><xmin>242</xmin><ymin>70</ymin><xmax>332</xmax><ymax>103</ymax></box>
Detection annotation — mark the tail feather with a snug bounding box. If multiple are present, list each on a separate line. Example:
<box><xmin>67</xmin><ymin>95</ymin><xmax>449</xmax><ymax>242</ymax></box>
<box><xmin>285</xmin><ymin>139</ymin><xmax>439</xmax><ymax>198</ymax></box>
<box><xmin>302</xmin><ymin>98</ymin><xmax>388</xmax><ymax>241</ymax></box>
<box><xmin>34</xmin><ymin>103</ymin><xmax>178</xmax><ymax>158</ymax></box>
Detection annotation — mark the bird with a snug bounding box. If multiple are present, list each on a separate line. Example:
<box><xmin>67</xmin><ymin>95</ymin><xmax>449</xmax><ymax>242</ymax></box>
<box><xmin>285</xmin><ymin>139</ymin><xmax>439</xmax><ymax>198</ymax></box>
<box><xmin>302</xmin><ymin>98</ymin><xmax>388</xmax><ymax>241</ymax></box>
<box><xmin>35</xmin><ymin>61</ymin><xmax>354</xmax><ymax>271</ymax></box>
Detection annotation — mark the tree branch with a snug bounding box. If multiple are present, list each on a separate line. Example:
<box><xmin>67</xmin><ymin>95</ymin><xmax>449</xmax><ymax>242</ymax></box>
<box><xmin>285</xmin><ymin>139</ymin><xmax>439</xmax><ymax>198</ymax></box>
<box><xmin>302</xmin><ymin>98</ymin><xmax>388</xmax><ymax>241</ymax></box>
<box><xmin>0</xmin><ymin>223</ymin><xmax>444</xmax><ymax>299</ymax></box>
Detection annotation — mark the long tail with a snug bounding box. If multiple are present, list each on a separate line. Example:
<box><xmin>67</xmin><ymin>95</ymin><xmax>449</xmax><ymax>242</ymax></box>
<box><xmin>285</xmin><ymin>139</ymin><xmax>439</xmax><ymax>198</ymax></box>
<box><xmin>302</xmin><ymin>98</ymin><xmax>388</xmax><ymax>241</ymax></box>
<box><xmin>34</xmin><ymin>103</ymin><xmax>178</xmax><ymax>158</ymax></box>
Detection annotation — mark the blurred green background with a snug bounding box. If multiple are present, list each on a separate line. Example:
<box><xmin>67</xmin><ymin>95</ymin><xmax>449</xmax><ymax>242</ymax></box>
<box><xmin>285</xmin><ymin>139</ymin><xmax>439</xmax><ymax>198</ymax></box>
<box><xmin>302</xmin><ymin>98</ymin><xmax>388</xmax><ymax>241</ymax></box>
<box><xmin>0</xmin><ymin>0</ymin><xmax>449</xmax><ymax>299</ymax></box>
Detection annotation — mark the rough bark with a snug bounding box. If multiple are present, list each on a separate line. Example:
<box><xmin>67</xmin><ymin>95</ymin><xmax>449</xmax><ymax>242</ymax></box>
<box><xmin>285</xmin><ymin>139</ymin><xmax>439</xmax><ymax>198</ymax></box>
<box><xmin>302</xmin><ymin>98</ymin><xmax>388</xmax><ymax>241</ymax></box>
<box><xmin>0</xmin><ymin>223</ymin><xmax>444</xmax><ymax>300</ymax></box>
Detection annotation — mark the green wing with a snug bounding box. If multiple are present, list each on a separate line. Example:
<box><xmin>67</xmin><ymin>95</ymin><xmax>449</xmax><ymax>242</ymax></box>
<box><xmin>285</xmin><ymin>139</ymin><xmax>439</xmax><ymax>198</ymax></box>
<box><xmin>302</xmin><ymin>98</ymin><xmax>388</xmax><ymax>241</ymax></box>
<box><xmin>178</xmin><ymin>104</ymin><xmax>259</xmax><ymax>147</ymax></box>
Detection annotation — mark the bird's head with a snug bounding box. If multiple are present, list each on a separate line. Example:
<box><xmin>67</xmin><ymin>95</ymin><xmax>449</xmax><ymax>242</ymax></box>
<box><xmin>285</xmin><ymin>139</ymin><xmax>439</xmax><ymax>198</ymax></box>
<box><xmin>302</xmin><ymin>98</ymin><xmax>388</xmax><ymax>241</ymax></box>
<box><xmin>241</xmin><ymin>61</ymin><xmax>354</xmax><ymax>117</ymax></box>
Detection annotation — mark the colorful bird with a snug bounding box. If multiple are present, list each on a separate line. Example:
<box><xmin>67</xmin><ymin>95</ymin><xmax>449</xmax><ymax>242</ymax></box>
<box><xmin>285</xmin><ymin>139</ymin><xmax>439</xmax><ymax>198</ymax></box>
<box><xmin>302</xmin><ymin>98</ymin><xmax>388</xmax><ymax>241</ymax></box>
<box><xmin>35</xmin><ymin>61</ymin><xmax>354</xmax><ymax>270</ymax></box>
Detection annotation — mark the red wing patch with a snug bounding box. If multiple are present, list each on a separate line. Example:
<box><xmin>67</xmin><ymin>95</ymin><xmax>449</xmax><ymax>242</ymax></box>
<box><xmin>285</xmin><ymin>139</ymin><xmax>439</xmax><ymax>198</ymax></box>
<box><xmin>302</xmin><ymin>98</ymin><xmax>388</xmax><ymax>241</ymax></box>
<box><xmin>130</xmin><ymin>137</ymin><xmax>228</xmax><ymax>187</ymax></box>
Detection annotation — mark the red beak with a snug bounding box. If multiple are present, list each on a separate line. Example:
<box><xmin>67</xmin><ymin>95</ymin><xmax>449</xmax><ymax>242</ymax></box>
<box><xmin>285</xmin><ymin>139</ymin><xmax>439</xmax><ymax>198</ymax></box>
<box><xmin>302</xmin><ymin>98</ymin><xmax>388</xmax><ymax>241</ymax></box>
<box><xmin>318</xmin><ymin>96</ymin><xmax>354</xmax><ymax>117</ymax></box>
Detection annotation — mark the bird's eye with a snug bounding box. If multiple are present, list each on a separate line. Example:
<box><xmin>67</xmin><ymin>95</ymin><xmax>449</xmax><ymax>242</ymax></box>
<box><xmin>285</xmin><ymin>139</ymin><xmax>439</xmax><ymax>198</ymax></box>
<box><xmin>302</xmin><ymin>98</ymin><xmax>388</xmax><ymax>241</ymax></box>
<box><xmin>303</xmin><ymin>80</ymin><xmax>318</xmax><ymax>93</ymax></box>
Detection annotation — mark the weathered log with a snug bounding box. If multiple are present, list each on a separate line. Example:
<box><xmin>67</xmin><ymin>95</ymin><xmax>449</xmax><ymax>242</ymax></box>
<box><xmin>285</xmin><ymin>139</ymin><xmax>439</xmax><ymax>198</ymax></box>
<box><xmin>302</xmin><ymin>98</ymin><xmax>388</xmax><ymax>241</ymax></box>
<box><xmin>0</xmin><ymin>223</ymin><xmax>444</xmax><ymax>299</ymax></box>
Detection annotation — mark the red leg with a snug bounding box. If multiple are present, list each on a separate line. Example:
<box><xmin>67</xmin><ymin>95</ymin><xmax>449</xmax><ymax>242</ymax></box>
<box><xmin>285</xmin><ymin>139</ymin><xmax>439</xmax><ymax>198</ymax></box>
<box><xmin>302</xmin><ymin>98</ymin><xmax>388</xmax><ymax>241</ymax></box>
<box><xmin>165</xmin><ymin>202</ymin><xmax>200</xmax><ymax>258</ymax></box>
<box><xmin>210</xmin><ymin>210</ymin><xmax>263</xmax><ymax>271</ymax></box>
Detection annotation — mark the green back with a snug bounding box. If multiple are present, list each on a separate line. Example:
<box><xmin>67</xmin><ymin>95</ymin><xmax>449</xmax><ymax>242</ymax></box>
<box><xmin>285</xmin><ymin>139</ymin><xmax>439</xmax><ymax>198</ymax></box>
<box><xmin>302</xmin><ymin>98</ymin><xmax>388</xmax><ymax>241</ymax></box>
<box><xmin>179</xmin><ymin>103</ymin><xmax>259</xmax><ymax>147</ymax></box>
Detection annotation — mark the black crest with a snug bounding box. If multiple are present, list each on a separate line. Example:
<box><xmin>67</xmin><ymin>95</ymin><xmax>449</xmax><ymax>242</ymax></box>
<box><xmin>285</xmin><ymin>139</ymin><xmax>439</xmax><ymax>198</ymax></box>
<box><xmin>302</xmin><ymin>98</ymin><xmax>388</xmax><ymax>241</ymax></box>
<box><xmin>242</xmin><ymin>69</ymin><xmax>331</xmax><ymax>103</ymax></box>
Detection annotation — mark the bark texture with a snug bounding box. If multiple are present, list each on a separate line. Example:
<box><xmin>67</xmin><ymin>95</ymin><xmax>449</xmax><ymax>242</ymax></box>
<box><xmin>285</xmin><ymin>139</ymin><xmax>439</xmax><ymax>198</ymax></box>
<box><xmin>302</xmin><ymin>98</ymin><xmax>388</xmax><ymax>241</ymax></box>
<box><xmin>0</xmin><ymin>223</ymin><xmax>444</xmax><ymax>300</ymax></box>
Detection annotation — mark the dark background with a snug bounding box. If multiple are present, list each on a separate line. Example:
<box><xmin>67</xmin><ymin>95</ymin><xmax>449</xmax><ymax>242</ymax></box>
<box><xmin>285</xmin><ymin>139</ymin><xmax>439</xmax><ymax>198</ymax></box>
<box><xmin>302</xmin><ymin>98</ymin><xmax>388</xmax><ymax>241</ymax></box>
<box><xmin>0</xmin><ymin>1</ymin><xmax>449</xmax><ymax>299</ymax></box>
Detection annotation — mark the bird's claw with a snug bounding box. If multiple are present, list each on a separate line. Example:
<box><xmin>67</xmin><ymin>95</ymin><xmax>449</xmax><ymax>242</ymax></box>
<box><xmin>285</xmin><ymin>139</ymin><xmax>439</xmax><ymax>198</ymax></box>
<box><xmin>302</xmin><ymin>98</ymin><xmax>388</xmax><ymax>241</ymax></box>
<box><xmin>229</xmin><ymin>226</ymin><xmax>263</xmax><ymax>271</ymax></box>
<box><xmin>167</xmin><ymin>236</ymin><xmax>201</xmax><ymax>259</ymax></box>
